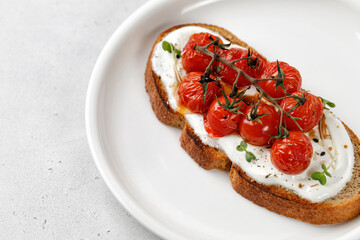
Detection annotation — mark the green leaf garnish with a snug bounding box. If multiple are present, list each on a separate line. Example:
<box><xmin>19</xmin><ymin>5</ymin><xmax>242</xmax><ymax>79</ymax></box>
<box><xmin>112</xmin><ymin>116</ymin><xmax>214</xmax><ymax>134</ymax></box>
<box><xmin>319</xmin><ymin>174</ymin><xmax>327</xmax><ymax>185</ymax></box>
<box><xmin>162</xmin><ymin>41</ymin><xmax>181</xmax><ymax>58</ymax></box>
<box><xmin>321</xmin><ymin>163</ymin><xmax>327</xmax><ymax>172</ymax></box>
<box><xmin>319</xmin><ymin>96</ymin><xmax>336</xmax><ymax>110</ymax></box>
<box><xmin>311</xmin><ymin>163</ymin><xmax>332</xmax><ymax>185</ymax></box>
<box><xmin>311</xmin><ymin>172</ymin><xmax>322</xmax><ymax>180</ymax></box>
<box><xmin>236</xmin><ymin>141</ymin><xmax>256</xmax><ymax>162</ymax></box>
<box><xmin>245</xmin><ymin>152</ymin><xmax>256</xmax><ymax>162</ymax></box>
<box><xmin>162</xmin><ymin>41</ymin><xmax>171</xmax><ymax>52</ymax></box>
<box><xmin>236</xmin><ymin>145</ymin><xmax>244</xmax><ymax>152</ymax></box>
<box><xmin>322</xmin><ymin>163</ymin><xmax>332</xmax><ymax>177</ymax></box>
<box><xmin>311</xmin><ymin>171</ymin><xmax>327</xmax><ymax>185</ymax></box>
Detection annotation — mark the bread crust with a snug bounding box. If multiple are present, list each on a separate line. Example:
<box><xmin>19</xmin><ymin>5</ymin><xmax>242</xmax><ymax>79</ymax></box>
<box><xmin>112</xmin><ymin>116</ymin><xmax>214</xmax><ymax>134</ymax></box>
<box><xmin>180</xmin><ymin>123</ymin><xmax>232</xmax><ymax>171</ymax></box>
<box><xmin>145</xmin><ymin>23</ymin><xmax>360</xmax><ymax>224</ymax></box>
<box><xmin>145</xmin><ymin>26</ymin><xmax>186</xmax><ymax>129</ymax></box>
<box><xmin>230</xmin><ymin>124</ymin><xmax>360</xmax><ymax>225</ymax></box>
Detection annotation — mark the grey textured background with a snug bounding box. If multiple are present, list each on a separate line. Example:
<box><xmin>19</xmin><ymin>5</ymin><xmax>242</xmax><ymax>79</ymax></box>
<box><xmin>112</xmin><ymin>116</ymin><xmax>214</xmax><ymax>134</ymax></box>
<box><xmin>0</xmin><ymin>0</ymin><xmax>161</xmax><ymax>239</ymax></box>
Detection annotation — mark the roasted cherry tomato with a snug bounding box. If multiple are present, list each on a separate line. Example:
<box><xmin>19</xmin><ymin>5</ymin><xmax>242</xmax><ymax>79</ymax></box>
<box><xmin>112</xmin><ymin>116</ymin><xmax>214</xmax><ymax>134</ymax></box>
<box><xmin>239</xmin><ymin>102</ymin><xmax>279</xmax><ymax>146</ymax></box>
<box><xmin>271</xmin><ymin>131</ymin><xmax>313</xmax><ymax>175</ymax></box>
<box><xmin>280</xmin><ymin>91</ymin><xmax>323</xmax><ymax>132</ymax></box>
<box><xmin>204</xmin><ymin>96</ymin><xmax>248</xmax><ymax>137</ymax></box>
<box><xmin>181</xmin><ymin>32</ymin><xmax>223</xmax><ymax>73</ymax></box>
<box><xmin>217</xmin><ymin>48</ymin><xmax>266</xmax><ymax>87</ymax></box>
<box><xmin>178</xmin><ymin>72</ymin><xmax>221</xmax><ymax>113</ymax></box>
<box><xmin>259</xmin><ymin>61</ymin><xmax>302</xmax><ymax>100</ymax></box>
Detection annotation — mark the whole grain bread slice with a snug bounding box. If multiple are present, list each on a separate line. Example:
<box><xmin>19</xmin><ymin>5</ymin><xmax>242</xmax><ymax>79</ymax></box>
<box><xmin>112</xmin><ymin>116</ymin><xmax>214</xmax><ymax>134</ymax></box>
<box><xmin>145</xmin><ymin>23</ymin><xmax>360</xmax><ymax>224</ymax></box>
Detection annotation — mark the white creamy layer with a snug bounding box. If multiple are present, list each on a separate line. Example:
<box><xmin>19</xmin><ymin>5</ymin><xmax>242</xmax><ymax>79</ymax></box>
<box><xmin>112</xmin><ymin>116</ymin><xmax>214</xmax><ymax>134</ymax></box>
<box><xmin>186</xmin><ymin>112</ymin><xmax>354</xmax><ymax>202</ymax></box>
<box><xmin>151</xmin><ymin>26</ymin><xmax>355</xmax><ymax>202</ymax></box>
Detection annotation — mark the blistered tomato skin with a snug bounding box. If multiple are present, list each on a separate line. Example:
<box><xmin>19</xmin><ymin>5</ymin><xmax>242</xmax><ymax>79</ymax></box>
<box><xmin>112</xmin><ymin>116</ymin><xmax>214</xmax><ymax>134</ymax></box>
<box><xmin>217</xmin><ymin>48</ymin><xmax>267</xmax><ymax>87</ymax></box>
<box><xmin>204</xmin><ymin>96</ymin><xmax>248</xmax><ymax>137</ymax></box>
<box><xmin>239</xmin><ymin>103</ymin><xmax>279</xmax><ymax>146</ymax></box>
<box><xmin>280</xmin><ymin>91</ymin><xmax>323</xmax><ymax>132</ymax></box>
<box><xmin>271</xmin><ymin>131</ymin><xmax>313</xmax><ymax>175</ymax></box>
<box><xmin>181</xmin><ymin>32</ymin><xmax>223</xmax><ymax>73</ymax></box>
<box><xmin>259</xmin><ymin>61</ymin><xmax>302</xmax><ymax>100</ymax></box>
<box><xmin>178</xmin><ymin>72</ymin><xmax>221</xmax><ymax>114</ymax></box>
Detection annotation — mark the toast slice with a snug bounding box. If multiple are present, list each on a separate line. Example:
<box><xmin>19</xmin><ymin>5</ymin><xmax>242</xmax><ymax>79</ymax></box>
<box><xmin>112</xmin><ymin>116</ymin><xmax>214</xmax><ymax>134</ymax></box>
<box><xmin>145</xmin><ymin>23</ymin><xmax>360</xmax><ymax>224</ymax></box>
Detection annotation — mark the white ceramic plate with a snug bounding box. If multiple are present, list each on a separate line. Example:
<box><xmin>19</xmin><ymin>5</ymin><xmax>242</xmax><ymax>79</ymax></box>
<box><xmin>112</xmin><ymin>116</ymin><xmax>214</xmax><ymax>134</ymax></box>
<box><xmin>86</xmin><ymin>0</ymin><xmax>360</xmax><ymax>239</ymax></box>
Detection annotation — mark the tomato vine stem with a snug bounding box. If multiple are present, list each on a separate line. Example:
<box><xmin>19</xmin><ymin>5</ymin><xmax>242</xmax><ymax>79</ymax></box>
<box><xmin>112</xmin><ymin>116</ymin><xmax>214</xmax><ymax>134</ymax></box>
<box><xmin>195</xmin><ymin>38</ymin><xmax>306</xmax><ymax>138</ymax></box>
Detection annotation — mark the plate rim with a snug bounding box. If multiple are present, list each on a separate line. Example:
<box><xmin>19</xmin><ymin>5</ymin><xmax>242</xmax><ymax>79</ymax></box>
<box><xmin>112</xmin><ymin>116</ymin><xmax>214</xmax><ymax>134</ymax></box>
<box><xmin>85</xmin><ymin>0</ymin><xmax>188</xmax><ymax>239</ymax></box>
<box><xmin>85</xmin><ymin>0</ymin><xmax>360</xmax><ymax>239</ymax></box>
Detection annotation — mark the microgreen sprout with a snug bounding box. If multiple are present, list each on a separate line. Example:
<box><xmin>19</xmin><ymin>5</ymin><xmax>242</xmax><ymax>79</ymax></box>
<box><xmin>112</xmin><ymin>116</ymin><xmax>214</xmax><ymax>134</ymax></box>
<box><xmin>236</xmin><ymin>141</ymin><xmax>256</xmax><ymax>162</ymax></box>
<box><xmin>311</xmin><ymin>163</ymin><xmax>332</xmax><ymax>185</ymax></box>
<box><xmin>319</xmin><ymin>96</ymin><xmax>336</xmax><ymax>110</ymax></box>
<box><xmin>162</xmin><ymin>41</ymin><xmax>181</xmax><ymax>58</ymax></box>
